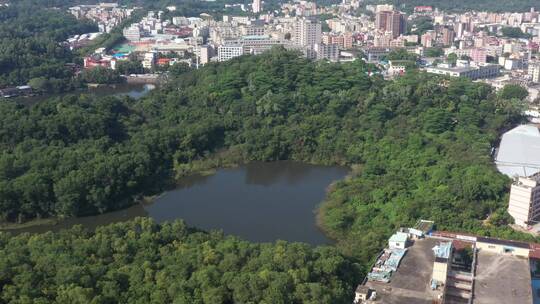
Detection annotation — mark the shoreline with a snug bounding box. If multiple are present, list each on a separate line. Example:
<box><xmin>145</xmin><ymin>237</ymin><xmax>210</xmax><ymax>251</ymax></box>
<box><xmin>1</xmin><ymin>160</ymin><xmax>350</xmax><ymax>239</ymax></box>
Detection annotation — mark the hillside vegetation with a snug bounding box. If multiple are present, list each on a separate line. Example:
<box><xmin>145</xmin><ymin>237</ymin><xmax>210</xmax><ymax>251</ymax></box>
<box><xmin>0</xmin><ymin>48</ymin><xmax>533</xmax><ymax>291</ymax></box>
<box><xmin>0</xmin><ymin>217</ymin><xmax>359</xmax><ymax>303</ymax></box>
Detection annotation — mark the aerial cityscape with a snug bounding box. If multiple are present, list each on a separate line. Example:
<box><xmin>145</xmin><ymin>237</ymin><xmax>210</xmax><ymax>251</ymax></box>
<box><xmin>1</xmin><ymin>0</ymin><xmax>540</xmax><ymax>303</ymax></box>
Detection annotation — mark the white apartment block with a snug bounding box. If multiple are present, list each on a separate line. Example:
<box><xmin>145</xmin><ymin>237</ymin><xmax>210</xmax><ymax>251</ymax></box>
<box><xmin>252</xmin><ymin>0</ymin><xmax>262</xmax><ymax>13</ymax></box>
<box><xmin>218</xmin><ymin>45</ymin><xmax>244</xmax><ymax>62</ymax></box>
<box><xmin>314</xmin><ymin>43</ymin><xmax>339</xmax><ymax>62</ymax></box>
<box><xmin>294</xmin><ymin>19</ymin><xmax>322</xmax><ymax>48</ymax></box>
<box><xmin>529</xmin><ymin>63</ymin><xmax>540</xmax><ymax>83</ymax></box>
<box><xmin>123</xmin><ymin>25</ymin><xmax>141</xmax><ymax>41</ymax></box>
<box><xmin>142</xmin><ymin>52</ymin><xmax>156</xmax><ymax>69</ymax></box>
<box><xmin>509</xmin><ymin>175</ymin><xmax>540</xmax><ymax>227</ymax></box>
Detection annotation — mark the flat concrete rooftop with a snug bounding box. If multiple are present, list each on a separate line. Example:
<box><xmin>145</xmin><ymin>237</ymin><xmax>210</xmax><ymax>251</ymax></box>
<box><xmin>365</xmin><ymin>238</ymin><xmax>439</xmax><ymax>304</ymax></box>
<box><xmin>474</xmin><ymin>251</ymin><xmax>532</xmax><ymax>304</ymax></box>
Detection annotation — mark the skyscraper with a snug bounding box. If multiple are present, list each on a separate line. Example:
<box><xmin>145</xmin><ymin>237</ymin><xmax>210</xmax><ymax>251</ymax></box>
<box><xmin>252</xmin><ymin>0</ymin><xmax>262</xmax><ymax>13</ymax></box>
<box><xmin>375</xmin><ymin>10</ymin><xmax>406</xmax><ymax>38</ymax></box>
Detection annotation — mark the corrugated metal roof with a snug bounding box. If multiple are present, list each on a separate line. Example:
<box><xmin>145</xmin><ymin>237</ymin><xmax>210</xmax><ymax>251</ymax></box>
<box><xmin>495</xmin><ymin>125</ymin><xmax>540</xmax><ymax>177</ymax></box>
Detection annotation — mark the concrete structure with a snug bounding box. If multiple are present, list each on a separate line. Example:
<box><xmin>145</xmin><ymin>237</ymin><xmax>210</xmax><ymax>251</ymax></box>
<box><xmin>476</xmin><ymin>236</ymin><xmax>530</xmax><ymax>257</ymax></box>
<box><xmin>426</xmin><ymin>63</ymin><xmax>500</xmax><ymax>80</ymax></box>
<box><xmin>529</xmin><ymin>62</ymin><xmax>540</xmax><ymax>83</ymax></box>
<box><xmin>356</xmin><ymin>227</ymin><xmax>540</xmax><ymax>304</ymax></box>
<box><xmin>441</xmin><ymin>27</ymin><xmax>455</xmax><ymax>46</ymax></box>
<box><xmin>508</xmin><ymin>175</ymin><xmax>540</xmax><ymax>228</ymax></box>
<box><xmin>431</xmin><ymin>242</ymin><xmax>451</xmax><ymax>286</ymax></box>
<box><xmin>252</xmin><ymin>0</ymin><xmax>261</xmax><ymax>13</ymax></box>
<box><xmin>360</xmin><ymin>238</ymin><xmax>440</xmax><ymax>304</ymax></box>
<box><xmin>354</xmin><ymin>286</ymin><xmax>373</xmax><ymax>303</ymax></box>
<box><xmin>496</xmin><ymin>125</ymin><xmax>540</xmax><ymax>177</ymax></box>
<box><xmin>313</xmin><ymin>43</ymin><xmax>339</xmax><ymax>61</ymax></box>
<box><xmin>387</xmin><ymin>60</ymin><xmax>407</xmax><ymax>77</ymax></box>
<box><xmin>198</xmin><ymin>45</ymin><xmax>212</xmax><ymax>65</ymax></box>
<box><xmin>218</xmin><ymin>45</ymin><xmax>243</xmax><ymax>61</ymax></box>
<box><xmin>294</xmin><ymin>18</ymin><xmax>322</xmax><ymax>48</ymax></box>
<box><xmin>362</xmin><ymin>47</ymin><xmax>392</xmax><ymax>62</ymax></box>
<box><xmin>123</xmin><ymin>25</ymin><xmax>141</xmax><ymax>41</ymax></box>
<box><xmin>421</xmin><ymin>31</ymin><xmax>435</xmax><ymax>48</ymax></box>
<box><xmin>388</xmin><ymin>232</ymin><xmax>408</xmax><ymax>249</ymax></box>
<box><xmin>142</xmin><ymin>52</ymin><xmax>156</xmax><ymax>69</ymax></box>
<box><xmin>375</xmin><ymin>10</ymin><xmax>406</xmax><ymax>38</ymax></box>
<box><xmin>474</xmin><ymin>251</ymin><xmax>533</xmax><ymax>304</ymax></box>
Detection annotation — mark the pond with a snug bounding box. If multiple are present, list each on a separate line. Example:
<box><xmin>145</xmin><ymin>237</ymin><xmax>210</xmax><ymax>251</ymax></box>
<box><xmin>8</xmin><ymin>162</ymin><xmax>348</xmax><ymax>245</ymax></box>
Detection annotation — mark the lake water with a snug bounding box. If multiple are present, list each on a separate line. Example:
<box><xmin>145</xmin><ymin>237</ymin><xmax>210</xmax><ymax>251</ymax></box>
<box><xmin>8</xmin><ymin>162</ymin><xmax>348</xmax><ymax>245</ymax></box>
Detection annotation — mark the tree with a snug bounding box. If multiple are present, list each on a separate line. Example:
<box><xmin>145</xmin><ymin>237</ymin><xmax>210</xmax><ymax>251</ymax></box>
<box><xmin>499</xmin><ymin>84</ymin><xmax>528</xmax><ymax>100</ymax></box>
<box><xmin>447</xmin><ymin>53</ymin><xmax>458</xmax><ymax>66</ymax></box>
<box><xmin>501</xmin><ymin>27</ymin><xmax>528</xmax><ymax>38</ymax></box>
<box><xmin>424</xmin><ymin>47</ymin><xmax>444</xmax><ymax>58</ymax></box>
<box><xmin>80</xmin><ymin>67</ymin><xmax>123</xmax><ymax>84</ymax></box>
<box><xmin>116</xmin><ymin>60</ymin><xmax>144</xmax><ymax>75</ymax></box>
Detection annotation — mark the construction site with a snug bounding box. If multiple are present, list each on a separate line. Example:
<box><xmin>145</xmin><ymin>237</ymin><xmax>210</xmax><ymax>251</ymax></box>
<box><xmin>353</xmin><ymin>220</ymin><xmax>540</xmax><ymax>304</ymax></box>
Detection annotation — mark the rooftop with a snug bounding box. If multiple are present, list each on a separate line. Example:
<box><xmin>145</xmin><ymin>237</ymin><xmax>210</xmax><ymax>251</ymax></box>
<box><xmin>433</xmin><ymin>241</ymin><xmax>452</xmax><ymax>259</ymax></box>
<box><xmin>474</xmin><ymin>251</ymin><xmax>532</xmax><ymax>304</ymax></box>
<box><xmin>389</xmin><ymin>232</ymin><xmax>408</xmax><ymax>243</ymax></box>
<box><xmin>364</xmin><ymin>238</ymin><xmax>440</xmax><ymax>304</ymax></box>
<box><xmin>496</xmin><ymin>124</ymin><xmax>540</xmax><ymax>177</ymax></box>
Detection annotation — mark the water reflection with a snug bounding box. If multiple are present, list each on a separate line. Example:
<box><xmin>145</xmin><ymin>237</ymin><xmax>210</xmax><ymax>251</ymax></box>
<box><xmin>244</xmin><ymin>161</ymin><xmax>315</xmax><ymax>186</ymax></box>
<box><xmin>5</xmin><ymin>162</ymin><xmax>348</xmax><ymax>245</ymax></box>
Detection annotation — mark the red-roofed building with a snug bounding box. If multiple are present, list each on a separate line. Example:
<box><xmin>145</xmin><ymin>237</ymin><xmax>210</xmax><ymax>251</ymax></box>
<box><xmin>157</xmin><ymin>58</ymin><xmax>171</xmax><ymax>66</ymax></box>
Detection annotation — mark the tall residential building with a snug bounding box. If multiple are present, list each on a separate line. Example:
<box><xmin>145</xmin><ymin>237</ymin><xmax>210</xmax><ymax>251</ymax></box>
<box><xmin>375</xmin><ymin>10</ymin><xmax>406</xmax><ymax>38</ymax></box>
<box><xmin>508</xmin><ymin>175</ymin><xmax>540</xmax><ymax>227</ymax></box>
<box><xmin>529</xmin><ymin>63</ymin><xmax>540</xmax><ymax>83</ymax></box>
<box><xmin>142</xmin><ymin>52</ymin><xmax>156</xmax><ymax>69</ymax></box>
<box><xmin>470</xmin><ymin>48</ymin><xmax>487</xmax><ymax>63</ymax></box>
<box><xmin>441</xmin><ymin>27</ymin><xmax>455</xmax><ymax>46</ymax></box>
<box><xmin>421</xmin><ymin>31</ymin><xmax>435</xmax><ymax>48</ymax></box>
<box><xmin>198</xmin><ymin>45</ymin><xmax>212</xmax><ymax>65</ymax></box>
<box><xmin>252</xmin><ymin>0</ymin><xmax>261</xmax><ymax>13</ymax></box>
<box><xmin>313</xmin><ymin>43</ymin><xmax>339</xmax><ymax>62</ymax></box>
<box><xmin>294</xmin><ymin>18</ymin><xmax>322</xmax><ymax>48</ymax></box>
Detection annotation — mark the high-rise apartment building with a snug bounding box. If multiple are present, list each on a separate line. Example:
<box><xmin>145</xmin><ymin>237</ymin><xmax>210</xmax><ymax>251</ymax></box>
<box><xmin>375</xmin><ymin>10</ymin><xmax>406</xmax><ymax>38</ymax></box>
<box><xmin>252</xmin><ymin>0</ymin><xmax>262</xmax><ymax>13</ymax></box>
<box><xmin>529</xmin><ymin>63</ymin><xmax>540</xmax><ymax>83</ymax></box>
<box><xmin>294</xmin><ymin>18</ymin><xmax>322</xmax><ymax>48</ymax></box>
<box><xmin>421</xmin><ymin>31</ymin><xmax>435</xmax><ymax>48</ymax></box>
<box><xmin>441</xmin><ymin>27</ymin><xmax>455</xmax><ymax>46</ymax></box>
<box><xmin>508</xmin><ymin>175</ymin><xmax>540</xmax><ymax>227</ymax></box>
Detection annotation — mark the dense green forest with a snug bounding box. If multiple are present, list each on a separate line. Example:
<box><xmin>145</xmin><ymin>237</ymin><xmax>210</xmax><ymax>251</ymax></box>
<box><xmin>0</xmin><ymin>47</ymin><xmax>531</xmax><ymax>247</ymax></box>
<box><xmin>0</xmin><ymin>4</ymin><xmax>96</xmax><ymax>90</ymax></box>
<box><xmin>367</xmin><ymin>0</ymin><xmax>540</xmax><ymax>13</ymax></box>
<box><xmin>0</xmin><ymin>217</ymin><xmax>359</xmax><ymax>303</ymax></box>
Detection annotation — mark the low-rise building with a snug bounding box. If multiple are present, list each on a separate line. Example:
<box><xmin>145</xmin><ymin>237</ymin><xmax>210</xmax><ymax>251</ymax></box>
<box><xmin>426</xmin><ymin>63</ymin><xmax>500</xmax><ymax>80</ymax></box>
<box><xmin>218</xmin><ymin>45</ymin><xmax>243</xmax><ymax>61</ymax></box>
<box><xmin>388</xmin><ymin>232</ymin><xmax>408</xmax><ymax>249</ymax></box>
